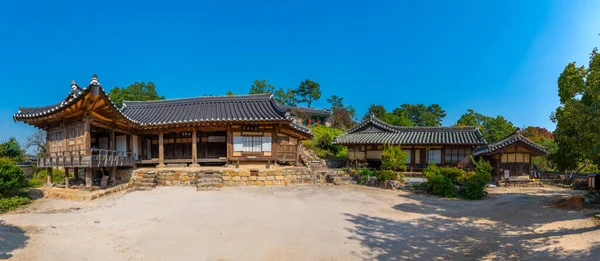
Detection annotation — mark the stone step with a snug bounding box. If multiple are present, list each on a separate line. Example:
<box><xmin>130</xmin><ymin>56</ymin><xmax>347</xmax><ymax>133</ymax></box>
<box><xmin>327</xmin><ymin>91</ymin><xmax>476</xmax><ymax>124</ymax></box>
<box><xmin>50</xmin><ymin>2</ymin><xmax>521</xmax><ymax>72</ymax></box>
<box><xmin>138</xmin><ymin>183</ymin><xmax>156</xmax><ymax>187</ymax></box>
<box><xmin>143</xmin><ymin>174</ymin><xmax>157</xmax><ymax>178</ymax></box>
<box><xmin>197</xmin><ymin>173</ymin><xmax>222</xmax><ymax>178</ymax></box>
<box><xmin>198</xmin><ymin>182</ymin><xmax>222</xmax><ymax>187</ymax></box>
<box><xmin>140</xmin><ymin>177</ymin><xmax>156</xmax><ymax>183</ymax></box>
<box><xmin>133</xmin><ymin>186</ymin><xmax>154</xmax><ymax>191</ymax></box>
<box><xmin>198</xmin><ymin>178</ymin><xmax>222</xmax><ymax>183</ymax></box>
<box><xmin>197</xmin><ymin>187</ymin><xmax>220</xmax><ymax>191</ymax></box>
<box><xmin>167</xmin><ymin>164</ymin><xmax>188</xmax><ymax>168</ymax></box>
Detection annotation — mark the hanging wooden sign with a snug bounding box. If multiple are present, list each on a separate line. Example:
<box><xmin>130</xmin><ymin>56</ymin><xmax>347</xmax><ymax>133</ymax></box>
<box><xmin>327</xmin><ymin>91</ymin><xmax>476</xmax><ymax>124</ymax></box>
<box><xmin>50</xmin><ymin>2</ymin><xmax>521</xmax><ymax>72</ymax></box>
<box><xmin>241</xmin><ymin>124</ymin><xmax>259</xmax><ymax>132</ymax></box>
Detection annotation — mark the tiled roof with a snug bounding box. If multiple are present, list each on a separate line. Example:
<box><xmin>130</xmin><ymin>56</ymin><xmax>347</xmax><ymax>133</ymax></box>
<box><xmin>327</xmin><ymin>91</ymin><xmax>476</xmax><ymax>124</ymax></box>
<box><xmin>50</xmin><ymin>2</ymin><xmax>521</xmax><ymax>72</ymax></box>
<box><xmin>13</xmin><ymin>76</ymin><xmax>312</xmax><ymax>137</ymax></box>
<box><xmin>333</xmin><ymin>115</ymin><xmax>486</xmax><ymax>146</ymax></box>
<box><xmin>282</xmin><ymin>106</ymin><xmax>331</xmax><ymax>117</ymax></box>
<box><xmin>120</xmin><ymin>93</ymin><xmax>291</xmax><ymax>125</ymax></box>
<box><xmin>473</xmin><ymin>128</ymin><xmax>546</xmax><ymax>156</ymax></box>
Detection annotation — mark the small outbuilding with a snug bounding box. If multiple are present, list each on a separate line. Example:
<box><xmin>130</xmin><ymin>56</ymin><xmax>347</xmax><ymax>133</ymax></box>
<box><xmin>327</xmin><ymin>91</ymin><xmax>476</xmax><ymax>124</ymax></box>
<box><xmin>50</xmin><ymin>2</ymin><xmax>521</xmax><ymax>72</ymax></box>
<box><xmin>473</xmin><ymin>128</ymin><xmax>547</xmax><ymax>183</ymax></box>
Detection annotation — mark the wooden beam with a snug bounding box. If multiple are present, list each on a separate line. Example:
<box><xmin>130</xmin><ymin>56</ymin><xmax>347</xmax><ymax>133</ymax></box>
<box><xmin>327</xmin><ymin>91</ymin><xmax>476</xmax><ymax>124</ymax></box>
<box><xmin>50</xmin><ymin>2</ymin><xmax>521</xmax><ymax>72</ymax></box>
<box><xmin>158</xmin><ymin>131</ymin><xmax>166</xmax><ymax>168</ymax></box>
<box><xmin>191</xmin><ymin>127</ymin><xmax>199</xmax><ymax>167</ymax></box>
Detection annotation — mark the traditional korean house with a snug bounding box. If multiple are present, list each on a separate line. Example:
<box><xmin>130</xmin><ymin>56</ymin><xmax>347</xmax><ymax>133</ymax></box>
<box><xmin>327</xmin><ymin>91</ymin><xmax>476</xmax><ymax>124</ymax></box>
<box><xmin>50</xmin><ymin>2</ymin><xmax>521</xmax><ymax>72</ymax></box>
<box><xmin>473</xmin><ymin>128</ymin><xmax>547</xmax><ymax>183</ymax></box>
<box><xmin>283</xmin><ymin>106</ymin><xmax>331</xmax><ymax>127</ymax></box>
<box><xmin>13</xmin><ymin>75</ymin><xmax>312</xmax><ymax>187</ymax></box>
<box><xmin>333</xmin><ymin>115</ymin><xmax>487</xmax><ymax>171</ymax></box>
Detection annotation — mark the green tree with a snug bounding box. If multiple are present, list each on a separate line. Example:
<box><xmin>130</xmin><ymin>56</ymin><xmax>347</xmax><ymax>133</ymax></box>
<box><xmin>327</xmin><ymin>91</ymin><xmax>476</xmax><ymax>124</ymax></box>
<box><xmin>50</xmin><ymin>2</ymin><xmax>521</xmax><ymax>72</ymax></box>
<box><xmin>456</xmin><ymin>110</ymin><xmax>515</xmax><ymax>143</ymax></box>
<box><xmin>381</xmin><ymin>145</ymin><xmax>409</xmax><ymax>171</ymax></box>
<box><xmin>295</xmin><ymin>79</ymin><xmax>321</xmax><ymax>107</ymax></box>
<box><xmin>521</xmin><ymin>126</ymin><xmax>556</xmax><ymax>171</ymax></box>
<box><xmin>456</xmin><ymin>109</ymin><xmax>487</xmax><ymax>127</ymax></box>
<box><xmin>363</xmin><ymin>104</ymin><xmax>412</xmax><ymax>126</ymax></box>
<box><xmin>363</xmin><ymin>104</ymin><xmax>387</xmax><ymax>120</ymax></box>
<box><xmin>326</xmin><ymin>95</ymin><xmax>344</xmax><ymax>110</ymax></box>
<box><xmin>393</xmin><ymin>104</ymin><xmax>446</xmax><ymax>126</ymax></box>
<box><xmin>482</xmin><ymin>116</ymin><xmax>516</xmax><ymax>143</ymax></box>
<box><xmin>0</xmin><ymin>138</ymin><xmax>24</xmax><ymax>162</ymax></box>
<box><xmin>0</xmin><ymin>158</ymin><xmax>25</xmax><ymax>197</ymax></box>
<box><xmin>274</xmin><ymin>88</ymin><xmax>297</xmax><ymax>106</ymax></box>
<box><xmin>226</xmin><ymin>90</ymin><xmax>237</xmax><ymax>96</ymax></box>
<box><xmin>326</xmin><ymin>95</ymin><xmax>356</xmax><ymax>129</ymax></box>
<box><xmin>551</xmin><ymin>47</ymin><xmax>600</xmax><ymax>172</ymax></box>
<box><xmin>249</xmin><ymin>79</ymin><xmax>275</xmax><ymax>94</ymax></box>
<box><xmin>108</xmin><ymin>82</ymin><xmax>165</xmax><ymax>108</ymax></box>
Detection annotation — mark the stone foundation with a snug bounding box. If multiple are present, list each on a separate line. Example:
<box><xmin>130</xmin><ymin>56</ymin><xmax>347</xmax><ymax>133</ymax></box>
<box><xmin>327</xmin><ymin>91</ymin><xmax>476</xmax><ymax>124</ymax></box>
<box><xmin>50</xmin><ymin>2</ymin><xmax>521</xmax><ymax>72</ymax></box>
<box><xmin>131</xmin><ymin>167</ymin><xmax>351</xmax><ymax>187</ymax></box>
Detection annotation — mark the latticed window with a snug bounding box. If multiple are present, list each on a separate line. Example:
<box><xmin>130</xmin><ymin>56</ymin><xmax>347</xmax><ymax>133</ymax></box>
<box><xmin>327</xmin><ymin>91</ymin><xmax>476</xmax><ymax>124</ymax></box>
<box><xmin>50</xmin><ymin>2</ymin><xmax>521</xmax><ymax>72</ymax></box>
<box><xmin>444</xmin><ymin>147</ymin><xmax>471</xmax><ymax>164</ymax></box>
<box><xmin>242</xmin><ymin>136</ymin><xmax>262</xmax><ymax>152</ymax></box>
<box><xmin>427</xmin><ymin>149</ymin><xmax>442</xmax><ymax>164</ymax></box>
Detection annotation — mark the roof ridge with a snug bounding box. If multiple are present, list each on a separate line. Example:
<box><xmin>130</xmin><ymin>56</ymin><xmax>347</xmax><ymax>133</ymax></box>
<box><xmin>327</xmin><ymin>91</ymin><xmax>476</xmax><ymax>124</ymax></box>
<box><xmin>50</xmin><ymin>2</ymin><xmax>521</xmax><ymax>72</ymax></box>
<box><xmin>122</xmin><ymin>93</ymin><xmax>273</xmax><ymax>106</ymax></box>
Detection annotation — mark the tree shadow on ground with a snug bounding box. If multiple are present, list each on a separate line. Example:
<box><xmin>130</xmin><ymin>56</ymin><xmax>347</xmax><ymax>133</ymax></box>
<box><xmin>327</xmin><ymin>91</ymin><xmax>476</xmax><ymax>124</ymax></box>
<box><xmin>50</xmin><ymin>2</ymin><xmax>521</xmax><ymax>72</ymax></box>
<box><xmin>344</xmin><ymin>190</ymin><xmax>600</xmax><ymax>260</ymax></box>
<box><xmin>0</xmin><ymin>221</ymin><xmax>29</xmax><ymax>259</ymax></box>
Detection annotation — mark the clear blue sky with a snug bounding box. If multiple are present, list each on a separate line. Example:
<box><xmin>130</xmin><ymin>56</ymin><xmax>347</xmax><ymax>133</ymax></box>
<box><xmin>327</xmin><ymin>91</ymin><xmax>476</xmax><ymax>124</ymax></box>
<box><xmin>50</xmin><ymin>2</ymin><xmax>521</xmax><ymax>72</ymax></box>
<box><xmin>1</xmin><ymin>0</ymin><xmax>599</xmax><ymax>149</ymax></box>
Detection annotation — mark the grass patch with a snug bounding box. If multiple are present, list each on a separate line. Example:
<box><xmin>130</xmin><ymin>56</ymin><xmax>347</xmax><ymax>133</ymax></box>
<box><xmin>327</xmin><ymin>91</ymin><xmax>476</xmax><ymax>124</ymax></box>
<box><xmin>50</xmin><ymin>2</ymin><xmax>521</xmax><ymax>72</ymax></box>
<box><xmin>0</xmin><ymin>195</ymin><xmax>31</xmax><ymax>213</ymax></box>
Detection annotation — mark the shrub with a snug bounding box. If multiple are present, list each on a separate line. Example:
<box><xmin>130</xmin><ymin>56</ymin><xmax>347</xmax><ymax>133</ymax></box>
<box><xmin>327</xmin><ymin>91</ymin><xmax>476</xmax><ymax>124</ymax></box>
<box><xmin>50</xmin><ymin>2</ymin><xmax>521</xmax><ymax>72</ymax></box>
<box><xmin>423</xmin><ymin>164</ymin><xmax>457</xmax><ymax>198</ymax></box>
<box><xmin>460</xmin><ymin>157</ymin><xmax>492</xmax><ymax>199</ymax></box>
<box><xmin>381</xmin><ymin>145</ymin><xmax>408</xmax><ymax>171</ymax></box>
<box><xmin>0</xmin><ymin>158</ymin><xmax>26</xmax><ymax>197</ymax></box>
<box><xmin>378</xmin><ymin>170</ymin><xmax>398</xmax><ymax>182</ymax></box>
<box><xmin>356</xmin><ymin>168</ymin><xmax>377</xmax><ymax>185</ymax></box>
<box><xmin>0</xmin><ymin>196</ymin><xmax>31</xmax><ymax>213</ymax></box>
<box><xmin>0</xmin><ymin>137</ymin><xmax>24</xmax><ymax>162</ymax></box>
<box><xmin>303</xmin><ymin>125</ymin><xmax>346</xmax><ymax>159</ymax></box>
<box><xmin>440</xmin><ymin>166</ymin><xmax>467</xmax><ymax>184</ymax></box>
<box><xmin>32</xmin><ymin>168</ymin><xmax>66</xmax><ymax>184</ymax></box>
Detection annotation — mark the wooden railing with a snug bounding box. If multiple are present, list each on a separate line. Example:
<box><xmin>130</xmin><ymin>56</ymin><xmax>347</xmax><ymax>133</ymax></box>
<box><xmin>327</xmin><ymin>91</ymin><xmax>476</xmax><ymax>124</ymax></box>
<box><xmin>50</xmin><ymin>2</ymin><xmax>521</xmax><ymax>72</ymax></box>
<box><xmin>38</xmin><ymin>149</ymin><xmax>135</xmax><ymax>168</ymax></box>
<box><xmin>277</xmin><ymin>145</ymin><xmax>298</xmax><ymax>161</ymax></box>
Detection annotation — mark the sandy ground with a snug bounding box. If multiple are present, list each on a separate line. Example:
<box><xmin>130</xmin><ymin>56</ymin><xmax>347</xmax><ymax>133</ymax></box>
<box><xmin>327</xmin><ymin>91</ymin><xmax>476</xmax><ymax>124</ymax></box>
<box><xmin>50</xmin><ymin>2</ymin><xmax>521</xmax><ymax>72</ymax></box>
<box><xmin>1</xmin><ymin>185</ymin><xmax>599</xmax><ymax>261</ymax></box>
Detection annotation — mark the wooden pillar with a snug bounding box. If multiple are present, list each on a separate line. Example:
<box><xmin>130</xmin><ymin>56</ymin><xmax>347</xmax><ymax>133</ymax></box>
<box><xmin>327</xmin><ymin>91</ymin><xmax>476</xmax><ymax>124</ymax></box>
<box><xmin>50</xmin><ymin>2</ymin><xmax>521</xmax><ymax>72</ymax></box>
<box><xmin>158</xmin><ymin>131</ymin><xmax>166</xmax><ymax>168</ymax></box>
<box><xmin>227</xmin><ymin>124</ymin><xmax>233</xmax><ymax>159</ymax></box>
<box><xmin>109</xmin><ymin>128</ymin><xmax>115</xmax><ymax>151</ymax></box>
<box><xmin>46</xmin><ymin>167</ymin><xmax>53</xmax><ymax>185</ymax></box>
<box><xmin>110</xmin><ymin>166</ymin><xmax>116</xmax><ymax>184</ymax></box>
<box><xmin>410</xmin><ymin>148</ymin><xmax>415</xmax><ymax>172</ymax></box>
<box><xmin>65</xmin><ymin>168</ymin><xmax>70</xmax><ymax>189</ymax></box>
<box><xmin>272</xmin><ymin>125</ymin><xmax>279</xmax><ymax>163</ymax></box>
<box><xmin>190</xmin><ymin>128</ymin><xmax>199</xmax><ymax>167</ymax></box>
<box><xmin>83</xmin><ymin>116</ymin><xmax>91</xmax><ymax>156</ymax></box>
<box><xmin>441</xmin><ymin>146</ymin><xmax>446</xmax><ymax>166</ymax></box>
<box><xmin>85</xmin><ymin>167</ymin><xmax>92</xmax><ymax>187</ymax></box>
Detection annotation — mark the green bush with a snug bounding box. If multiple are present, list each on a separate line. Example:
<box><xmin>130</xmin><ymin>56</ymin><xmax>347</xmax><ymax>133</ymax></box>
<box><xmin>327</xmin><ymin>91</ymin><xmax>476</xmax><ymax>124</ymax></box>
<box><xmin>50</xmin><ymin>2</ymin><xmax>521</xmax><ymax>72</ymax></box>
<box><xmin>356</xmin><ymin>168</ymin><xmax>377</xmax><ymax>185</ymax></box>
<box><xmin>303</xmin><ymin>125</ymin><xmax>346</xmax><ymax>159</ymax></box>
<box><xmin>440</xmin><ymin>166</ymin><xmax>468</xmax><ymax>184</ymax></box>
<box><xmin>0</xmin><ymin>158</ymin><xmax>26</xmax><ymax>197</ymax></box>
<box><xmin>32</xmin><ymin>168</ymin><xmax>66</xmax><ymax>184</ymax></box>
<box><xmin>0</xmin><ymin>196</ymin><xmax>31</xmax><ymax>213</ymax></box>
<box><xmin>381</xmin><ymin>145</ymin><xmax>408</xmax><ymax>171</ymax></box>
<box><xmin>460</xmin><ymin>157</ymin><xmax>492</xmax><ymax>199</ymax></box>
<box><xmin>423</xmin><ymin>164</ymin><xmax>457</xmax><ymax>198</ymax></box>
<box><xmin>378</xmin><ymin>170</ymin><xmax>398</xmax><ymax>182</ymax></box>
<box><xmin>0</xmin><ymin>137</ymin><xmax>24</xmax><ymax>162</ymax></box>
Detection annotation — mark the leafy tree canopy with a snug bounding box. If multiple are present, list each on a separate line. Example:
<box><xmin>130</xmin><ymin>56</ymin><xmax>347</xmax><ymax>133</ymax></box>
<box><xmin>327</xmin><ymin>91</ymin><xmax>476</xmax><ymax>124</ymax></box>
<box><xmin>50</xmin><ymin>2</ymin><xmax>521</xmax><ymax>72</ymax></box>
<box><xmin>363</xmin><ymin>104</ymin><xmax>412</xmax><ymax>127</ymax></box>
<box><xmin>456</xmin><ymin>109</ymin><xmax>515</xmax><ymax>143</ymax></box>
<box><xmin>108</xmin><ymin>82</ymin><xmax>165</xmax><ymax>108</ymax></box>
<box><xmin>274</xmin><ymin>88</ymin><xmax>297</xmax><ymax>106</ymax></box>
<box><xmin>550</xmin><ymin>47</ymin><xmax>600</xmax><ymax>171</ymax></box>
<box><xmin>326</xmin><ymin>95</ymin><xmax>356</xmax><ymax>130</ymax></box>
<box><xmin>0</xmin><ymin>137</ymin><xmax>24</xmax><ymax>162</ymax></box>
<box><xmin>393</xmin><ymin>104</ymin><xmax>446</xmax><ymax>127</ymax></box>
<box><xmin>295</xmin><ymin>79</ymin><xmax>321</xmax><ymax>107</ymax></box>
<box><xmin>249</xmin><ymin>79</ymin><xmax>275</xmax><ymax>94</ymax></box>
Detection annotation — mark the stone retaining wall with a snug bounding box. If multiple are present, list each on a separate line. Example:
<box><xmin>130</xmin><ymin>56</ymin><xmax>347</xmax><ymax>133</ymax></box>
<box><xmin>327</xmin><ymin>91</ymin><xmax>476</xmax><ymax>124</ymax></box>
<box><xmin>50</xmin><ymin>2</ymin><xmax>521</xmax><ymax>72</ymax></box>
<box><xmin>131</xmin><ymin>168</ymin><xmax>351</xmax><ymax>187</ymax></box>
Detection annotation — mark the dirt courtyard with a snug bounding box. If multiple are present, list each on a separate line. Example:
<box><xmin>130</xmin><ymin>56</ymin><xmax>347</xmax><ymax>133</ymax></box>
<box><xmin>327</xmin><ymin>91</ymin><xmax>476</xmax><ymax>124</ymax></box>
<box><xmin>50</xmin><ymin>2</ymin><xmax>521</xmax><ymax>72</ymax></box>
<box><xmin>1</xmin><ymin>185</ymin><xmax>599</xmax><ymax>261</ymax></box>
